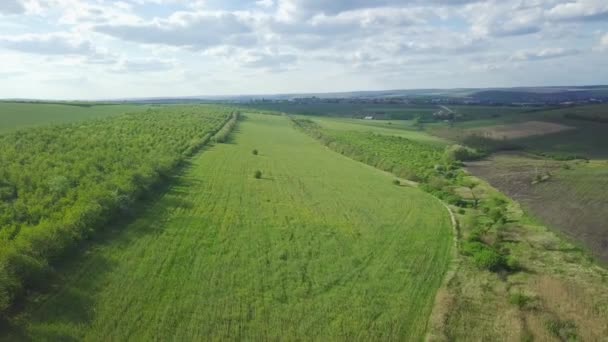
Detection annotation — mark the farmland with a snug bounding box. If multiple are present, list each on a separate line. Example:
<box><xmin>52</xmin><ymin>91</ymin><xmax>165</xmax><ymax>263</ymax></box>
<box><xmin>467</xmin><ymin>154</ymin><xmax>608</xmax><ymax>264</ymax></box>
<box><xmin>302</xmin><ymin>116</ymin><xmax>448</xmax><ymax>145</ymax></box>
<box><xmin>432</xmin><ymin>104</ymin><xmax>608</xmax><ymax>159</ymax></box>
<box><xmin>3</xmin><ymin>113</ymin><xmax>452</xmax><ymax>340</ymax></box>
<box><xmin>0</xmin><ymin>106</ymin><xmax>235</xmax><ymax>315</ymax></box>
<box><xmin>0</xmin><ymin>102</ymin><xmax>147</xmax><ymax>133</ymax></box>
<box><xmin>301</xmin><ymin>114</ymin><xmax>608</xmax><ymax>340</ymax></box>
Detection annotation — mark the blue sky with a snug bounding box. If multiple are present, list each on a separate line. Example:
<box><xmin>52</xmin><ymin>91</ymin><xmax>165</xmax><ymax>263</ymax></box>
<box><xmin>0</xmin><ymin>0</ymin><xmax>607</xmax><ymax>99</ymax></box>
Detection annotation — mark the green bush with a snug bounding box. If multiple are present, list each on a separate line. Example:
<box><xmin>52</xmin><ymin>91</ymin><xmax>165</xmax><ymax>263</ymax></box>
<box><xmin>392</xmin><ymin>179</ymin><xmax>400</xmax><ymax>185</ymax></box>
<box><xmin>444</xmin><ymin>144</ymin><xmax>481</xmax><ymax>162</ymax></box>
<box><xmin>254</xmin><ymin>170</ymin><xmax>262</xmax><ymax>179</ymax></box>
<box><xmin>461</xmin><ymin>241</ymin><xmax>506</xmax><ymax>271</ymax></box>
<box><xmin>252</xmin><ymin>149</ymin><xmax>258</xmax><ymax>155</ymax></box>
<box><xmin>509</xmin><ymin>292</ymin><xmax>532</xmax><ymax>309</ymax></box>
<box><xmin>473</xmin><ymin>248</ymin><xmax>505</xmax><ymax>271</ymax></box>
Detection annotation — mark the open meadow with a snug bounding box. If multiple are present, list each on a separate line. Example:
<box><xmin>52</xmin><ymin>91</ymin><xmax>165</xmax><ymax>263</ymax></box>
<box><xmin>3</xmin><ymin>113</ymin><xmax>452</xmax><ymax>340</ymax></box>
<box><xmin>0</xmin><ymin>102</ymin><xmax>147</xmax><ymax>134</ymax></box>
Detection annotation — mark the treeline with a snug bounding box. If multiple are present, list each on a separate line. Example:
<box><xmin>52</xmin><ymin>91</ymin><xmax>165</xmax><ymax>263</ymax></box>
<box><xmin>212</xmin><ymin>111</ymin><xmax>240</xmax><ymax>143</ymax></box>
<box><xmin>292</xmin><ymin>118</ymin><xmax>444</xmax><ymax>182</ymax></box>
<box><xmin>0</xmin><ymin>106</ymin><xmax>237</xmax><ymax>315</ymax></box>
<box><xmin>564</xmin><ymin>112</ymin><xmax>608</xmax><ymax>123</ymax></box>
<box><xmin>292</xmin><ymin>117</ymin><xmax>518</xmax><ymax>273</ymax></box>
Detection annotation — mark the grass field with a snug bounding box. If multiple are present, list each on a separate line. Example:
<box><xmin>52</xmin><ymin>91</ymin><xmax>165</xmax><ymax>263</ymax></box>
<box><xmin>5</xmin><ymin>114</ymin><xmax>452</xmax><ymax>340</ymax></box>
<box><xmin>0</xmin><ymin>102</ymin><xmax>146</xmax><ymax>133</ymax></box>
<box><xmin>304</xmin><ymin>116</ymin><xmax>448</xmax><ymax>145</ymax></box>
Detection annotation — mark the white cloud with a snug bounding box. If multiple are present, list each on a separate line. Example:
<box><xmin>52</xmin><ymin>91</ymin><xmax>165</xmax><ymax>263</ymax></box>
<box><xmin>511</xmin><ymin>47</ymin><xmax>580</xmax><ymax>61</ymax></box>
<box><xmin>0</xmin><ymin>0</ymin><xmax>606</xmax><ymax>99</ymax></box>
<box><xmin>547</xmin><ymin>0</ymin><xmax>608</xmax><ymax>21</ymax></box>
<box><xmin>0</xmin><ymin>33</ymin><xmax>95</xmax><ymax>55</ymax></box>
<box><xmin>595</xmin><ymin>33</ymin><xmax>608</xmax><ymax>51</ymax></box>
<box><xmin>256</xmin><ymin>0</ymin><xmax>274</xmax><ymax>8</ymax></box>
<box><xmin>0</xmin><ymin>0</ymin><xmax>26</xmax><ymax>14</ymax></box>
<box><xmin>111</xmin><ymin>58</ymin><xmax>175</xmax><ymax>73</ymax></box>
<box><xmin>95</xmin><ymin>11</ymin><xmax>256</xmax><ymax>50</ymax></box>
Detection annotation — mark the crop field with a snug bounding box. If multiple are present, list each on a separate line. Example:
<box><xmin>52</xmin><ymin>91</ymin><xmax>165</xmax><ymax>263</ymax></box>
<box><xmin>4</xmin><ymin>114</ymin><xmax>452</xmax><ymax>340</ymax></box>
<box><xmin>469</xmin><ymin>120</ymin><xmax>574</xmax><ymax>140</ymax></box>
<box><xmin>466</xmin><ymin>153</ymin><xmax>608</xmax><ymax>264</ymax></box>
<box><xmin>0</xmin><ymin>102</ymin><xmax>147</xmax><ymax>133</ymax></box>
<box><xmin>431</xmin><ymin>104</ymin><xmax>608</xmax><ymax>159</ymax></box>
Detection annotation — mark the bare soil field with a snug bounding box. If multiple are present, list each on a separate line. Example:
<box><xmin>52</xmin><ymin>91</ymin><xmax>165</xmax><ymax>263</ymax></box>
<box><xmin>466</xmin><ymin>153</ymin><xmax>608</xmax><ymax>264</ymax></box>
<box><xmin>471</xmin><ymin>120</ymin><xmax>574</xmax><ymax>140</ymax></box>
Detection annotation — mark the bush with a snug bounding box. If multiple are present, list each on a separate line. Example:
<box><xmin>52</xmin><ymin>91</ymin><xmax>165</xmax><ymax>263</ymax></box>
<box><xmin>509</xmin><ymin>292</ymin><xmax>532</xmax><ymax>309</ymax></box>
<box><xmin>461</xmin><ymin>241</ymin><xmax>506</xmax><ymax>271</ymax></box>
<box><xmin>444</xmin><ymin>144</ymin><xmax>481</xmax><ymax>162</ymax></box>
<box><xmin>254</xmin><ymin>170</ymin><xmax>262</xmax><ymax>179</ymax></box>
<box><xmin>473</xmin><ymin>248</ymin><xmax>505</xmax><ymax>271</ymax></box>
<box><xmin>252</xmin><ymin>149</ymin><xmax>258</xmax><ymax>155</ymax></box>
<box><xmin>505</xmin><ymin>255</ymin><xmax>521</xmax><ymax>271</ymax></box>
<box><xmin>392</xmin><ymin>179</ymin><xmax>400</xmax><ymax>185</ymax></box>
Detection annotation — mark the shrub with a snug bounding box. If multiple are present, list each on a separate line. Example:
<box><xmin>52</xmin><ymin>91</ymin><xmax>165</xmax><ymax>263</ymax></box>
<box><xmin>444</xmin><ymin>144</ymin><xmax>481</xmax><ymax>162</ymax></box>
<box><xmin>505</xmin><ymin>255</ymin><xmax>521</xmax><ymax>271</ymax></box>
<box><xmin>392</xmin><ymin>179</ymin><xmax>400</xmax><ymax>185</ymax></box>
<box><xmin>254</xmin><ymin>170</ymin><xmax>262</xmax><ymax>179</ymax></box>
<box><xmin>509</xmin><ymin>292</ymin><xmax>532</xmax><ymax>309</ymax></box>
<box><xmin>473</xmin><ymin>248</ymin><xmax>505</xmax><ymax>271</ymax></box>
<box><xmin>489</xmin><ymin>207</ymin><xmax>507</xmax><ymax>224</ymax></box>
<box><xmin>461</xmin><ymin>241</ymin><xmax>506</xmax><ymax>271</ymax></box>
<box><xmin>546</xmin><ymin>319</ymin><xmax>578</xmax><ymax>340</ymax></box>
<box><xmin>252</xmin><ymin>149</ymin><xmax>258</xmax><ymax>155</ymax></box>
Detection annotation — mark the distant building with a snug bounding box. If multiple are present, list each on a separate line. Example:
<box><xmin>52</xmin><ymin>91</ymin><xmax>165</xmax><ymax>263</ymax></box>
<box><xmin>364</xmin><ymin>116</ymin><xmax>374</xmax><ymax>120</ymax></box>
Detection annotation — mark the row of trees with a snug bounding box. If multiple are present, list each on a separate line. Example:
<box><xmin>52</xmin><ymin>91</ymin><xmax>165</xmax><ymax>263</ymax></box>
<box><xmin>0</xmin><ymin>106</ymin><xmax>238</xmax><ymax>315</ymax></box>
<box><xmin>292</xmin><ymin>118</ymin><xmax>445</xmax><ymax>182</ymax></box>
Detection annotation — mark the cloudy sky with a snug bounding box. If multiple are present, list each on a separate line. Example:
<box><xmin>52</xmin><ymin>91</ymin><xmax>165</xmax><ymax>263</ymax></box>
<box><xmin>0</xmin><ymin>0</ymin><xmax>607</xmax><ymax>99</ymax></box>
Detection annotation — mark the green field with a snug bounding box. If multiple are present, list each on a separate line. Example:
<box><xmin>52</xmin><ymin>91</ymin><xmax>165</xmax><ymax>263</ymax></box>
<box><xmin>0</xmin><ymin>102</ymin><xmax>146</xmax><ymax>133</ymax></box>
<box><xmin>304</xmin><ymin>116</ymin><xmax>448</xmax><ymax>145</ymax></box>
<box><xmin>5</xmin><ymin>114</ymin><xmax>452</xmax><ymax>340</ymax></box>
<box><xmin>431</xmin><ymin>104</ymin><xmax>608</xmax><ymax>159</ymax></box>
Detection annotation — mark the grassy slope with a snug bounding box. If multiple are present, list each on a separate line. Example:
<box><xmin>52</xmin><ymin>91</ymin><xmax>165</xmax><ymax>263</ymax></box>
<box><xmin>8</xmin><ymin>114</ymin><xmax>452</xmax><ymax>340</ymax></box>
<box><xmin>467</xmin><ymin>155</ymin><xmax>608</xmax><ymax>264</ymax></box>
<box><xmin>0</xmin><ymin>102</ymin><xmax>146</xmax><ymax>133</ymax></box>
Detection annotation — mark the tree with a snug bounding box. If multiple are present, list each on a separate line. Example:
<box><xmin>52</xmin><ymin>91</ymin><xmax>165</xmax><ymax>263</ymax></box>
<box><xmin>412</xmin><ymin>116</ymin><xmax>423</xmax><ymax>130</ymax></box>
<box><xmin>462</xmin><ymin>180</ymin><xmax>479</xmax><ymax>208</ymax></box>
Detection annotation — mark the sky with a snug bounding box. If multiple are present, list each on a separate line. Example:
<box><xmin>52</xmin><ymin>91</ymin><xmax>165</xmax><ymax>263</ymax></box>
<box><xmin>0</xmin><ymin>0</ymin><xmax>607</xmax><ymax>99</ymax></box>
